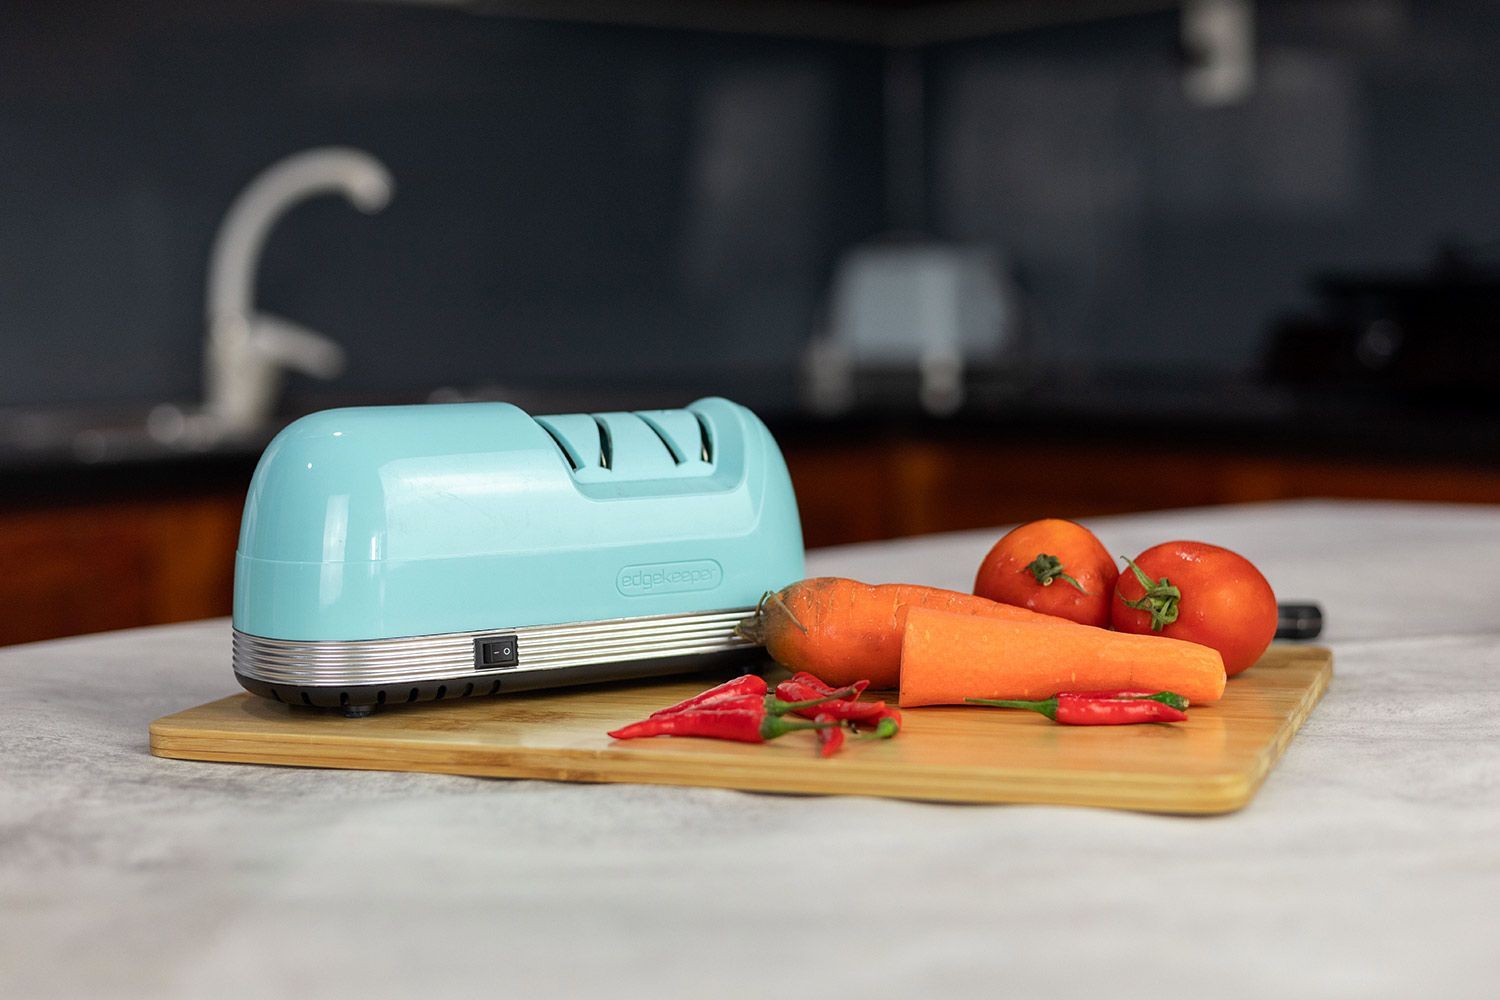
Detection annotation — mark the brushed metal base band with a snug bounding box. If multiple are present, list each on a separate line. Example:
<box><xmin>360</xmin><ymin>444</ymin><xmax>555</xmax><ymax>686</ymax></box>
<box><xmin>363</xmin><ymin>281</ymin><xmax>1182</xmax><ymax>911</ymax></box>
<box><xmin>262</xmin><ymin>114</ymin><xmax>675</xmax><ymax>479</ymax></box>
<box><xmin>233</xmin><ymin>607</ymin><xmax>758</xmax><ymax>690</ymax></box>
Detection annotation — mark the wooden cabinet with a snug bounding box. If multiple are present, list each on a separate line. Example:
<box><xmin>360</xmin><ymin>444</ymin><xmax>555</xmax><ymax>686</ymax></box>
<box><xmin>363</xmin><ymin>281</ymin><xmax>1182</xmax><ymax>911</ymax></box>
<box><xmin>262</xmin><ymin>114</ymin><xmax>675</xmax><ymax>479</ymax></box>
<box><xmin>4</xmin><ymin>432</ymin><xmax>1499</xmax><ymax>646</ymax></box>
<box><xmin>782</xmin><ymin>436</ymin><xmax>1500</xmax><ymax>547</ymax></box>
<box><xmin>0</xmin><ymin>488</ymin><xmax>244</xmax><ymax>647</ymax></box>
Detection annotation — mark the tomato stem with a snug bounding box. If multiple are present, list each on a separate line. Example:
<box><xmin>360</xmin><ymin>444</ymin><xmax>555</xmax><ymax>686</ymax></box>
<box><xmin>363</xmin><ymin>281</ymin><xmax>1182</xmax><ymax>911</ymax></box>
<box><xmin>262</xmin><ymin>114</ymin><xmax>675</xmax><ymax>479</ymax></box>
<box><xmin>1023</xmin><ymin>553</ymin><xmax>1089</xmax><ymax>594</ymax></box>
<box><xmin>1118</xmin><ymin>556</ymin><xmax>1180</xmax><ymax>631</ymax></box>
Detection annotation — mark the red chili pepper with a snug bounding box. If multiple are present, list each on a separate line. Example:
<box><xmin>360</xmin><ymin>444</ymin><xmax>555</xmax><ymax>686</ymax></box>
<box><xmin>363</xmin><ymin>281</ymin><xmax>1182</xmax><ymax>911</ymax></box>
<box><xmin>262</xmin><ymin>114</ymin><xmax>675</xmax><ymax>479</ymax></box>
<box><xmin>656</xmin><ymin>690</ymin><xmax>859</xmax><ymax>720</ymax></box>
<box><xmin>608</xmin><ymin>705</ymin><xmax>836</xmax><ymax>743</ymax></box>
<box><xmin>789</xmin><ymin>671</ymin><xmax>835</xmax><ymax>692</ymax></box>
<box><xmin>768</xmin><ymin>686</ymin><xmax>864</xmax><ymax>714</ymax></box>
<box><xmin>789</xmin><ymin>672</ymin><xmax>870</xmax><ymax>698</ymax></box>
<box><xmin>810</xmin><ymin>698</ymin><xmax>889</xmax><ymax>722</ymax></box>
<box><xmin>813</xmin><ymin>712</ymin><xmax>845</xmax><ymax>758</ymax></box>
<box><xmin>775</xmin><ymin>679</ymin><xmax>887</xmax><ymax>721</ymax></box>
<box><xmin>648</xmin><ymin>675</ymin><xmax>768</xmax><ymax>718</ymax></box>
<box><xmin>775</xmin><ymin>678</ymin><xmax>830</xmax><ymax>703</ymax></box>
<box><xmin>648</xmin><ymin>676</ymin><xmax>860</xmax><ymax>720</ymax></box>
<box><xmin>1065</xmin><ymin>690</ymin><xmax>1190</xmax><ymax>712</ymax></box>
<box><xmin>965</xmin><ymin>693</ymin><xmax>1187</xmax><ymax>725</ymax></box>
<box><xmin>612</xmin><ymin>680</ymin><xmax>864</xmax><ymax>744</ymax></box>
<box><xmin>654</xmin><ymin>694</ymin><xmax>767</xmax><ymax>716</ymax></box>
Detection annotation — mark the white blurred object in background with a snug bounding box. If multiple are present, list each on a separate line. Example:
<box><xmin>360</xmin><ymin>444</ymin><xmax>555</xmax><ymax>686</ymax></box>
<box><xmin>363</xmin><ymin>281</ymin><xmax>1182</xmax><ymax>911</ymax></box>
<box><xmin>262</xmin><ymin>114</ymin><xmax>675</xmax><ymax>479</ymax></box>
<box><xmin>1183</xmin><ymin>0</ymin><xmax>1256</xmax><ymax>106</ymax></box>
<box><xmin>809</xmin><ymin>241</ymin><xmax>1014</xmax><ymax>416</ymax></box>
<box><xmin>803</xmin><ymin>45</ymin><xmax>1018</xmax><ymax>417</ymax></box>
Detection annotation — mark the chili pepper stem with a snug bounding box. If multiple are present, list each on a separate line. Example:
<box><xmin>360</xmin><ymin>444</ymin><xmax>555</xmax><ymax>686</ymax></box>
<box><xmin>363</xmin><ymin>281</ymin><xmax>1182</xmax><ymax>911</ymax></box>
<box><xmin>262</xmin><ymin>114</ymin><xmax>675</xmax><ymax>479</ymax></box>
<box><xmin>760</xmin><ymin>715</ymin><xmax>840</xmax><ymax>740</ymax></box>
<box><xmin>857</xmin><ymin>717</ymin><xmax>901</xmax><ymax>739</ymax></box>
<box><xmin>1143</xmin><ymin>691</ymin><xmax>1189</xmax><ymax>712</ymax></box>
<box><xmin>965</xmin><ymin>697</ymin><xmax>1058</xmax><ymax>721</ymax></box>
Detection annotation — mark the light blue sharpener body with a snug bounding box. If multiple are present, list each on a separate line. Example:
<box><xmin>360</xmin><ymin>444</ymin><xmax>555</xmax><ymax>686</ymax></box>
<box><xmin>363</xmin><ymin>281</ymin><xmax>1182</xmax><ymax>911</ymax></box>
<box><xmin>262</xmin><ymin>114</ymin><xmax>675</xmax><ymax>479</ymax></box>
<box><xmin>231</xmin><ymin>397</ymin><xmax>804</xmax><ymax>713</ymax></box>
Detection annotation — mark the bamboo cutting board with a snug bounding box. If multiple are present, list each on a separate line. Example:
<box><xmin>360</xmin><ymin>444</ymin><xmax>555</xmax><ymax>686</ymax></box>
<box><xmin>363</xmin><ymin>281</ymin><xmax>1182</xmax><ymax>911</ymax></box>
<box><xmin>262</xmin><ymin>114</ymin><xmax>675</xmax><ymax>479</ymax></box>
<box><xmin>150</xmin><ymin>644</ymin><xmax>1330</xmax><ymax>814</ymax></box>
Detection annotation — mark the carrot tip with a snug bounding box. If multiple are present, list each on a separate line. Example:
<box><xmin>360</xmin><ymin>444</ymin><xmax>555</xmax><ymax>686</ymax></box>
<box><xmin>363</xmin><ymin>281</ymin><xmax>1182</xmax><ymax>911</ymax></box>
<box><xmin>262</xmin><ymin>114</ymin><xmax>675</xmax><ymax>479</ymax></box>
<box><xmin>735</xmin><ymin>591</ymin><xmax>777</xmax><ymax>644</ymax></box>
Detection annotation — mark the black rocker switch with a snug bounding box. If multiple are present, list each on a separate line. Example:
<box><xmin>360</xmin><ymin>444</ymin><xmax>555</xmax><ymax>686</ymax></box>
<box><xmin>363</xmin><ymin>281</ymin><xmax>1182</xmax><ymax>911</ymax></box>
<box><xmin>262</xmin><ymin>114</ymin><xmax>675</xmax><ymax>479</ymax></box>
<box><xmin>476</xmin><ymin>635</ymin><xmax>520</xmax><ymax>669</ymax></box>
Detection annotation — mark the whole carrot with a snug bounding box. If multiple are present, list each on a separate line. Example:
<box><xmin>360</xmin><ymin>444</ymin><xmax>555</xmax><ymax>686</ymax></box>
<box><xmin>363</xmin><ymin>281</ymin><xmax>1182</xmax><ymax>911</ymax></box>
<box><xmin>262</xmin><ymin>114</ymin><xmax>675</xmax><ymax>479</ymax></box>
<box><xmin>736</xmin><ymin>578</ymin><xmax>1078</xmax><ymax>688</ymax></box>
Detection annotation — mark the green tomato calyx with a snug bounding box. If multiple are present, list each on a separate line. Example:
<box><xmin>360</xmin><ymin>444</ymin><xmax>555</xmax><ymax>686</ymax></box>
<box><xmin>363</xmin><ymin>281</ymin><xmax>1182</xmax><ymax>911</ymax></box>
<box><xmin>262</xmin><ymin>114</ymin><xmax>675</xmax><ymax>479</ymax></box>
<box><xmin>1118</xmin><ymin>556</ymin><xmax>1180</xmax><ymax>631</ymax></box>
<box><xmin>1024</xmin><ymin>553</ymin><xmax>1089</xmax><ymax>594</ymax></box>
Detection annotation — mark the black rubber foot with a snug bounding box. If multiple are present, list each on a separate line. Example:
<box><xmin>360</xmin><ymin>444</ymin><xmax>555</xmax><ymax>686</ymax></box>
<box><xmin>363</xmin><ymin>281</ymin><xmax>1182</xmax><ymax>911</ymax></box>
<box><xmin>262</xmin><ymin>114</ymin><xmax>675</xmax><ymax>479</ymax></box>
<box><xmin>341</xmin><ymin>704</ymin><xmax>375</xmax><ymax>718</ymax></box>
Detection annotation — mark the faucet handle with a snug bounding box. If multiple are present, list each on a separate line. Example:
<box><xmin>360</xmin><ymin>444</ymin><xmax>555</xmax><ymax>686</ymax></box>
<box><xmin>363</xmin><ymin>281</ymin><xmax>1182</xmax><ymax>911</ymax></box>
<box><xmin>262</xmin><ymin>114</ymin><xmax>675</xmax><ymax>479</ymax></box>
<box><xmin>249</xmin><ymin>313</ymin><xmax>347</xmax><ymax>380</ymax></box>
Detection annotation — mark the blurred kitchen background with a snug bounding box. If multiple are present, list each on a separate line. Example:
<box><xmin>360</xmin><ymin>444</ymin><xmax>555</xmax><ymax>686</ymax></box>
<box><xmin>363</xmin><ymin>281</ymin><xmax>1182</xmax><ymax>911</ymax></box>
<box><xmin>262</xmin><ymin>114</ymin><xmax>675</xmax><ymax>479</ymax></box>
<box><xmin>5</xmin><ymin>0</ymin><xmax>1500</xmax><ymax>645</ymax></box>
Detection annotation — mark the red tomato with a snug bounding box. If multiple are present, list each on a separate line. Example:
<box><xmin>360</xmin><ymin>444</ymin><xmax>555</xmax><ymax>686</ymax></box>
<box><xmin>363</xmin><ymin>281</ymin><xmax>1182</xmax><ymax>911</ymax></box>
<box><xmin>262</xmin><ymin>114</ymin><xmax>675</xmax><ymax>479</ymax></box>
<box><xmin>974</xmin><ymin>518</ymin><xmax>1118</xmax><ymax>628</ymax></box>
<box><xmin>1111</xmin><ymin>541</ymin><xmax>1277</xmax><ymax>677</ymax></box>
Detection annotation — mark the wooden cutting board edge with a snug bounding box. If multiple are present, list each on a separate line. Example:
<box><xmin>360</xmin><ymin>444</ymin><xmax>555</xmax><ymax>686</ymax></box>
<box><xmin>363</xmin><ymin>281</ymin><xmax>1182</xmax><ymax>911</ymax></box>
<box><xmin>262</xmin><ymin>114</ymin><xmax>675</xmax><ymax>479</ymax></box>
<box><xmin>149</xmin><ymin>647</ymin><xmax>1332</xmax><ymax>815</ymax></box>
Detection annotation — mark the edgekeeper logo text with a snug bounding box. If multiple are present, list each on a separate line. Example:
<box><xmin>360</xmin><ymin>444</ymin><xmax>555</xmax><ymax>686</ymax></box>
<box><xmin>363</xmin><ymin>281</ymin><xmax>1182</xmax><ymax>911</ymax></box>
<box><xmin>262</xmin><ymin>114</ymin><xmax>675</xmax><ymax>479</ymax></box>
<box><xmin>616</xmin><ymin>560</ymin><xmax>723</xmax><ymax>596</ymax></box>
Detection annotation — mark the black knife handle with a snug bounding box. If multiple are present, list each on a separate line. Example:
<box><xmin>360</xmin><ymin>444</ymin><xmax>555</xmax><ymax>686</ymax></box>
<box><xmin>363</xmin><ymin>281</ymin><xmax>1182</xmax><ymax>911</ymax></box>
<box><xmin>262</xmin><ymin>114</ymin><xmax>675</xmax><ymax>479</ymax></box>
<box><xmin>1275</xmin><ymin>603</ymin><xmax>1323</xmax><ymax>640</ymax></box>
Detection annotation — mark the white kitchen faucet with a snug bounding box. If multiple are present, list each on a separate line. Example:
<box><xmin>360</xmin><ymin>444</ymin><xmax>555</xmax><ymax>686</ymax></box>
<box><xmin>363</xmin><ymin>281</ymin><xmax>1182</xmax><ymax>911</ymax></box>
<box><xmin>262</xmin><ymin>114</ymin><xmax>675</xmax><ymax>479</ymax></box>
<box><xmin>188</xmin><ymin>146</ymin><xmax>393</xmax><ymax>439</ymax></box>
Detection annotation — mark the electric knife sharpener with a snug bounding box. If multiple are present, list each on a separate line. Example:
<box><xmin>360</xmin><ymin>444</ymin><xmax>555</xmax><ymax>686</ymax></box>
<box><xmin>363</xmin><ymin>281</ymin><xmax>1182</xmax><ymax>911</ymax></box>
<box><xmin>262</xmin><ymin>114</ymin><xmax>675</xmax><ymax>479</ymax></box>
<box><xmin>231</xmin><ymin>397</ymin><xmax>804</xmax><ymax>716</ymax></box>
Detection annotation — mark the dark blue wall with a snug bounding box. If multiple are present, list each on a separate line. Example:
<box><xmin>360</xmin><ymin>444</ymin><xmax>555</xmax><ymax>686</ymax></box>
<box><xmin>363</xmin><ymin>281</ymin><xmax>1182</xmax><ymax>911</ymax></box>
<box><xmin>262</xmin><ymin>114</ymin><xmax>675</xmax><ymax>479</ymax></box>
<box><xmin>927</xmin><ymin>1</ymin><xmax>1500</xmax><ymax>376</ymax></box>
<box><xmin>0</xmin><ymin>2</ymin><xmax>885</xmax><ymax>409</ymax></box>
<box><xmin>6</xmin><ymin>1</ymin><xmax>1500</xmax><ymax>412</ymax></box>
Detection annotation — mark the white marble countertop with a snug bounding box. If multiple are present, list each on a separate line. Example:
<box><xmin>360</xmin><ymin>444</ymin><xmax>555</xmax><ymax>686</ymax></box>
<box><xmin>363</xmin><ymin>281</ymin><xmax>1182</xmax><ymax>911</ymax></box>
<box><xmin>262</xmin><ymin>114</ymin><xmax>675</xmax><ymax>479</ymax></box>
<box><xmin>2</xmin><ymin>500</ymin><xmax>1497</xmax><ymax>999</ymax></box>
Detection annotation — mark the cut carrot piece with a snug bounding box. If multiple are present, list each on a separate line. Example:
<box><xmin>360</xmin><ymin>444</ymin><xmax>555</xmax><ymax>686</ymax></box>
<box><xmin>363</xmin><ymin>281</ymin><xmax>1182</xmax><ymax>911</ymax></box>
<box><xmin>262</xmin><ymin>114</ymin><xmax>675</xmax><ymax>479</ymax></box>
<box><xmin>898</xmin><ymin>606</ymin><xmax>1226</xmax><ymax>707</ymax></box>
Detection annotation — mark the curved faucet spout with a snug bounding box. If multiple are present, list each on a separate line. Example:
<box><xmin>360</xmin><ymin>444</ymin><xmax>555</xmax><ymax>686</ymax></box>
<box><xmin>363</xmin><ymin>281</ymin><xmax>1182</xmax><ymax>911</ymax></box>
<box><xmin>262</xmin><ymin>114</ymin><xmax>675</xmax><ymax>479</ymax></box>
<box><xmin>198</xmin><ymin>146</ymin><xmax>393</xmax><ymax>437</ymax></box>
<box><xmin>207</xmin><ymin>146</ymin><xmax>393</xmax><ymax>325</ymax></box>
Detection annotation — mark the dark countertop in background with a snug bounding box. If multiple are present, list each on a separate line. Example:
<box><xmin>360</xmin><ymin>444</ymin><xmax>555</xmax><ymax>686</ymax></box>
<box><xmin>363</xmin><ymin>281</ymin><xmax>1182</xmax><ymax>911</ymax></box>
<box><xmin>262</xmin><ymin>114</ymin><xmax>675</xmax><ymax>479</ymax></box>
<box><xmin>4</xmin><ymin>376</ymin><xmax>1497</xmax><ymax>503</ymax></box>
<box><xmin>779</xmin><ymin>377</ymin><xmax>1500</xmax><ymax>466</ymax></box>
